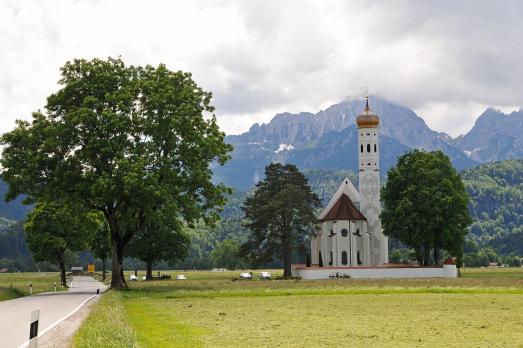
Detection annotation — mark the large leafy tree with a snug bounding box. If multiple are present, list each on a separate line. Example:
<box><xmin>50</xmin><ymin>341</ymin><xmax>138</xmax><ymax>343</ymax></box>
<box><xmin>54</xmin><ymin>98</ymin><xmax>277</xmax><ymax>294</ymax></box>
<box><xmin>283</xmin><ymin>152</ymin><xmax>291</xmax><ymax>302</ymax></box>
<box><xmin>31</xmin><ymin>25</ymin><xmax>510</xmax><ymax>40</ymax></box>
<box><xmin>1</xmin><ymin>57</ymin><xmax>232</xmax><ymax>288</ymax></box>
<box><xmin>127</xmin><ymin>209</ymin><xmax>190</xmax><ymax>279</ymax></box>
<box><xmin>381</xmin><ymin>150</ymin><xmax>472</xmax><ymax>266</ymax></box>
<box><xmin>24</xmin><ymin>200</ymin><xmax>94</xmax><ymax>287</ymax></box>
<box><xmin>241</xmin><ymin>163</ymin><xmax>321</xmax><ymax>278</ymax></box>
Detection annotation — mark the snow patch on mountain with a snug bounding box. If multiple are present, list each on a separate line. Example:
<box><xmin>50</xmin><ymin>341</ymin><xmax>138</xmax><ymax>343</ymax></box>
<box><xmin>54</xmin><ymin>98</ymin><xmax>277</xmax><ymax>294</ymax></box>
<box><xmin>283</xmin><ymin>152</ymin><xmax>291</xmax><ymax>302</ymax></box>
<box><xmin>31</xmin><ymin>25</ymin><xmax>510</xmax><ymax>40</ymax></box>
<box><xmin>274</xmin><ymin>143</ymin><xmax>295</xmax><ymax>153</ymax></box>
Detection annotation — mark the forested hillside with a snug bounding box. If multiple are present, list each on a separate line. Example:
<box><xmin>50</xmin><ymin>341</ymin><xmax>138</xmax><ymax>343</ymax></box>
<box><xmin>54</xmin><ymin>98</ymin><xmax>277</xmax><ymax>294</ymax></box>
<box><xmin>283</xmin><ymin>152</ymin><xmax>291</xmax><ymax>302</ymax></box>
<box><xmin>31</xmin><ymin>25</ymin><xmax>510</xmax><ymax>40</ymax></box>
<box><xmin>1</xmin><ymin>161</ymin><xmax>522</xmax><ymax>270</ymax></box>
<box><xmin>462</xmin><ymin>159</ymin><xmax>523</xmax><ymax>256</ymax></box>
<box><xmin>181</xmin><ymin>163</ymin><xmax>523</xmax><ymax>268</ymax></box>
<box><xmin>174</xmin><ymin>169</ymin><xmax>354</xmax><ymax>268</ymax></box>
<box><xmin>0</xmin><ymin>181</ymin><xmax>31</xmax><ymax>220</ymax></box>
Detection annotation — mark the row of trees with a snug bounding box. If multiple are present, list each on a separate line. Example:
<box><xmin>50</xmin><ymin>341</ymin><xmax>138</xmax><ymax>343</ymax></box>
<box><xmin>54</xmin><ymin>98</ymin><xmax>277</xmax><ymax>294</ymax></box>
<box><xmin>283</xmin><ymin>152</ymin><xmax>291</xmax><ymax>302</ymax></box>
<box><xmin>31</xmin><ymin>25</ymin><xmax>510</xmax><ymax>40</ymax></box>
<box><xmin>391</xmin><ymin>246</ymin><xmax>522</xmax><ymax>268</ymax></box>
<box><xmin>1</xmin><ymin>57</ymin><xmax>232</xmax><ymax>288</ymax></box>
<box><xmin>238</xmin><ymin>151</ymin><xmax>473</xmax><ymax>274</ymax></box>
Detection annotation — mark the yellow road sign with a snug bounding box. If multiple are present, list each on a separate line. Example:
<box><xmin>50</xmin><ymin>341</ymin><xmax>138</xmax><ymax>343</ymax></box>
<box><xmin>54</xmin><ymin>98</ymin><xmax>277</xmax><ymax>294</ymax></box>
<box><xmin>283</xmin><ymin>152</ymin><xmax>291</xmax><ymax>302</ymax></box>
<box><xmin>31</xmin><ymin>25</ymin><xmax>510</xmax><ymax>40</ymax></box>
<box><xmin>87</xmin><ymin>264</ymin><xmax>95</xmax><ymax>273</ymax></box>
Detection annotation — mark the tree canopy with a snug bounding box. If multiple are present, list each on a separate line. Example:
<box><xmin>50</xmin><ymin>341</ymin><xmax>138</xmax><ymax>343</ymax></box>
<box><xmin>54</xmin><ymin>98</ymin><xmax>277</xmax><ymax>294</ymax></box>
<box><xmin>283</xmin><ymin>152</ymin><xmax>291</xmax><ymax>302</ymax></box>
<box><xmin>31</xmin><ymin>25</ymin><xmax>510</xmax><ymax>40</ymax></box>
<box><xmin>1</xmin><ymin>57</ymin><xmax>232</xmax><ymax>288</ymax></box>
<box><xmin>24</xmin><ymin>200</ymin><xmax>94</xmax><ymax>286</ymax></box>
<box><xmin>380</xmin><ymin>150</ymin><xmax>472</xmax><ymax>266</ymax></box>
<box><xmin>127</xmin><ymin>209</ymin><xmax>190</xmax><ymax>279</ymax></box>
<box><xmin>240</xmin><ymin>163</ymin><xmax>321</xmax><ymax>278</ymax></box>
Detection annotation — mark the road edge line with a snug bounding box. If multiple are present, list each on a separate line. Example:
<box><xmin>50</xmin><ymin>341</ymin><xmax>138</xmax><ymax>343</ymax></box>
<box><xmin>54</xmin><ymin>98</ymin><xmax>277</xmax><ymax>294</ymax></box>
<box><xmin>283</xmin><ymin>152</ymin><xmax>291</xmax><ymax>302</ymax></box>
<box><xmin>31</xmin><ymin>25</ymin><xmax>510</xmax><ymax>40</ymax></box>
<box><xmin>17</xmin><ymin>293</ymin><xmax>99</xmax><ymax>348</ymax></box>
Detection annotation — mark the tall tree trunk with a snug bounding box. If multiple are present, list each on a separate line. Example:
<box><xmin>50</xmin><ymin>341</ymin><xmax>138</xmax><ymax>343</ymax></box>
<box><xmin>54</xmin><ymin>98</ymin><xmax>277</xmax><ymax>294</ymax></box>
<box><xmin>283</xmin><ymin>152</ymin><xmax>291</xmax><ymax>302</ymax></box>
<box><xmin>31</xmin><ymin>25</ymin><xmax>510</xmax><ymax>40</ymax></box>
<box><xmin>283</xmin><ymin>241</ymin><xmax>292</xmax><ymax>278</ymax></box>
<box><xmin>415</xmin><ymin>248</ymin><xmax>423</xmax><ymax>266</ymax></box>
<box><xmin>433</xmin><ymin>248</ymin><xmax>440</xmax><ymax>266</ymax></box>
<box><xmin>146</xmin><ymin>260</ymin><xmax>153</xmax><ymax>280</ymax></box>
<box><xmin>101</xmin><ymin>257</ymin><xmax>106</xmax><ymax>281</ymax></box>
<box><xmin>110</xmin><ymin>239</ymin><xmax>127</xmax><ymax>289</ymax></box>
<box><xmin>58</xmin><ymin>258</ymin><xmax>67</xmax><ymax>288</ymax></box>
<box><xmin>423</xmin><ymin>246</ymin><xmax>430</xmax><ymax>266</ymax></box>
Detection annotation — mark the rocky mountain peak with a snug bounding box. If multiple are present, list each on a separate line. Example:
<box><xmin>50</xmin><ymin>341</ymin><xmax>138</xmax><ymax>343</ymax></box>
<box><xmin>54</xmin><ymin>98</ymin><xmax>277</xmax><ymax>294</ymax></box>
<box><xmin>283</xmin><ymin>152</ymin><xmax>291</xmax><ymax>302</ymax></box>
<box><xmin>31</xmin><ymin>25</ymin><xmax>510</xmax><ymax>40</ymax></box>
<box><xmin>215</xmin><ymin>97</ymin><xmax>483</xmax><ymax>190</ymax></box>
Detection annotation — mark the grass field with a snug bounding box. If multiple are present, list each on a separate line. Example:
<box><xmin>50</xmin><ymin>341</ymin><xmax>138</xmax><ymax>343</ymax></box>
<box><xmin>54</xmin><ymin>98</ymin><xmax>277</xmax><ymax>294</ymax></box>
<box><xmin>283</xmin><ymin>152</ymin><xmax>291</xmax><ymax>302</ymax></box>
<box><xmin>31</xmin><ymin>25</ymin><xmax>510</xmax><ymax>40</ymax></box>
<box><xmin>73</xmin><ymin>267</ymin><xmax>523</xmax><ymax>347</ymax></box>
<box><xmin>0</xmin><ymin>272</ymin><xmax>66</xmax><ymax>301</ymax></box>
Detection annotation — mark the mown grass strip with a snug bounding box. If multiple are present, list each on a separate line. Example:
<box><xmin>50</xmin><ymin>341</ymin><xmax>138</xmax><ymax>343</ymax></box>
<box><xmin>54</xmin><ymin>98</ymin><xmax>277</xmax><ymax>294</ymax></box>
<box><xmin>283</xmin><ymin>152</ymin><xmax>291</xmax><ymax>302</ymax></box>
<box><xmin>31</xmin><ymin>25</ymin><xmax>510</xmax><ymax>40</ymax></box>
<box><xmin>73</xmin><ymin>290</ymin><xmax>137</xmax><ymax>348</ymax></box>
<box><xmin>124</xmin><ymin>300</ymin><xmax>207</xmax><ymax>348</ymax></box>
<box><xmin>121</xmin><ymin>285</ymin><xmax>523</xmax><ymax>300</ymax></box>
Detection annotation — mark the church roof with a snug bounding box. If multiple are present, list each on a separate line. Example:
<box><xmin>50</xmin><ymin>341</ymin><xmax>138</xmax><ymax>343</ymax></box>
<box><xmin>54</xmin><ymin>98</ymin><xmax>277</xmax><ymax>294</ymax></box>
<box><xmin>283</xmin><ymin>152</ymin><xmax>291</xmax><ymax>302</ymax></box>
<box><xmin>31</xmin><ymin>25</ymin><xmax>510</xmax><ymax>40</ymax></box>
<box><xmin>317</xmin><ymin>177</ymin><xmax>361</xmax><ymax>220</ymax></box>
<box><xmin>319</xmin><ymin>193</ymin><xmax>367</xmax><ymax>222</ymax></box>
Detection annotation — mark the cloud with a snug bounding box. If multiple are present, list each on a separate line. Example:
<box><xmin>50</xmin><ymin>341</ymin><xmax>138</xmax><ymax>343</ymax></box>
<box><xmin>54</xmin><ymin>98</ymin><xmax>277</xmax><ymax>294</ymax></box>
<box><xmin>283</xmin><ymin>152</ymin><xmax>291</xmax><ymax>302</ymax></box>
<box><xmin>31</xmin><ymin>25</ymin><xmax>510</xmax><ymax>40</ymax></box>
<box><xmin>1</xmin><ymin>0</ymin><xmax>522</xmax><ymax>138</ymax></box>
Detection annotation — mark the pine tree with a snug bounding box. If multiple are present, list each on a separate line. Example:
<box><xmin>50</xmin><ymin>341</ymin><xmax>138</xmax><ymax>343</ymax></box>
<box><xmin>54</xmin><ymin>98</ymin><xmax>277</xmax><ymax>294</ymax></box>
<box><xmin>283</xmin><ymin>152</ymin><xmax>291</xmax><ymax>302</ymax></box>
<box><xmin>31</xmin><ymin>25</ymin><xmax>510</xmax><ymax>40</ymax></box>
<box><xmin>240</xmin><ymin>163</ymin><xmax>321</xmax><ymax>278</ymax></box>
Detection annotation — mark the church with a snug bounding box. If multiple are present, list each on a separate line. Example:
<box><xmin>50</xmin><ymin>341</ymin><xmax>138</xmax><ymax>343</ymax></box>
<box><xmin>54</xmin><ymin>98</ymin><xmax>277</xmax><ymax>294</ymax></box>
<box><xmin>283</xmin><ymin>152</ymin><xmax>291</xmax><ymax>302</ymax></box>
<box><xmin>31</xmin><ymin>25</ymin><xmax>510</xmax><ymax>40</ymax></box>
<box><xmin>292</xmin><ymin>98</ymin><xmax>458</xmax><ymax>280</ymax></box>
<box><xmin>294</xmin><ymin>98</ymin><xmax>457</xmax><ymax>278</ymax></box>
<box><xmin>310</xmin><ymin>98</ymin><xmax>389</xmax><ymax>267</ymax></box>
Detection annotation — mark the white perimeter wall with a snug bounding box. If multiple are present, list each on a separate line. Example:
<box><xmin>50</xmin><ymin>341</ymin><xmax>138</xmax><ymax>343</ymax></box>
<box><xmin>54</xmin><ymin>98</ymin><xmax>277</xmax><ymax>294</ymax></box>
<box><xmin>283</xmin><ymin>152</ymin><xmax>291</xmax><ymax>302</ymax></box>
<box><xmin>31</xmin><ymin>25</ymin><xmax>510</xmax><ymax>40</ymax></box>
<box><xmin>292</xmin><ymin>265</ymin><xmax>457</xmax><ymax>279</ymax></box>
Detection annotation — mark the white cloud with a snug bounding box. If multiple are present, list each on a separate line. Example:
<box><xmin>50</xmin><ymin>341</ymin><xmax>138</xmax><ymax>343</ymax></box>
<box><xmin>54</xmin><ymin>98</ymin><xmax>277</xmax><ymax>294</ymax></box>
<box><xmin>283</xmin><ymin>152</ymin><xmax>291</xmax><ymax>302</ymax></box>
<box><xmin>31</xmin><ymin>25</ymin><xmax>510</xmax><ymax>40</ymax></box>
<box><xmin>1</xmin><ymin>0</ymin><xmax>522</xmax><ymax>138</ymax></box>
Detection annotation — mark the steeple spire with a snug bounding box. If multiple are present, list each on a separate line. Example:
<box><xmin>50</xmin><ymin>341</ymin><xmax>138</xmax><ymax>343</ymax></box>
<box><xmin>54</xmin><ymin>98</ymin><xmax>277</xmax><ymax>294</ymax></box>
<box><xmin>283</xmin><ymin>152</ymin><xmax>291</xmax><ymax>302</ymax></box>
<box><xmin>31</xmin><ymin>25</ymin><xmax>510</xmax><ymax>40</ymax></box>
<box><xmin>356</xmin><ymin>96</ymin><xmax>379</xmax><ymax>128</ymax></box>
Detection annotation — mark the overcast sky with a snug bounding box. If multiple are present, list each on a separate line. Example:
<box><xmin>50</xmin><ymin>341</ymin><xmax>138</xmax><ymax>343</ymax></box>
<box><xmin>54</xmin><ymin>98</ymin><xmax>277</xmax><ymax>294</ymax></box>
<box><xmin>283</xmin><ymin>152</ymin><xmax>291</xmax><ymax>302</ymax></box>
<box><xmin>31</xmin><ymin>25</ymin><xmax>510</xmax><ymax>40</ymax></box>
<box><xmin>1</xmin><ymin>0</ymin><xmax>522</xmax><ymax>137</ymax></box>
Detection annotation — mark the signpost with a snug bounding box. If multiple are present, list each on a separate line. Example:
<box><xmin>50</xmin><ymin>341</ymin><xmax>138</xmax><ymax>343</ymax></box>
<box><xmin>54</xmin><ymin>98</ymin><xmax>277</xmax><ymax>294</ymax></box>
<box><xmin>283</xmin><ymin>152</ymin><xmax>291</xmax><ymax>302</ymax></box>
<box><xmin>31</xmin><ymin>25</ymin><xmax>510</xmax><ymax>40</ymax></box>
<box><xmin>87</xmin><ymin>264</ymin><xmax>95</xmax><ymax>273</ymax></box>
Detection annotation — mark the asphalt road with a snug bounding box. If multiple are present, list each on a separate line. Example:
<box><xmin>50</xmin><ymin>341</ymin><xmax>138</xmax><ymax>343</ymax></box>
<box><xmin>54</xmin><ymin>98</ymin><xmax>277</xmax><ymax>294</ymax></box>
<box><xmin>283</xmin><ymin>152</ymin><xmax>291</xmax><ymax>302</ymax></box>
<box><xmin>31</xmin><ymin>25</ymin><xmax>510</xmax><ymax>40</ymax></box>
<box><xmin>0</xmin><ymin>276</ymin><xmax>106</xmax><ymax>348</ymax></box>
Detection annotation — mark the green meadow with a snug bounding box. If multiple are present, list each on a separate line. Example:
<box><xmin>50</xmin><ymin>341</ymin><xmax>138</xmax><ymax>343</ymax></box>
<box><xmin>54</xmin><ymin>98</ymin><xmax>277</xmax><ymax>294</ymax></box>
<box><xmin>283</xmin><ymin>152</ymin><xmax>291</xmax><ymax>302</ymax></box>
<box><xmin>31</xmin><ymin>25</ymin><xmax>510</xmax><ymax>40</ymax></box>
<box><xmin>74</xmin><ymin>267</ymin><xmax>523</xmax><ymax>347</ymax></box>
<box><xmin>0</xmin><ymin>272</ymin><xmax>65</xmax><ymax>300</ymax></box>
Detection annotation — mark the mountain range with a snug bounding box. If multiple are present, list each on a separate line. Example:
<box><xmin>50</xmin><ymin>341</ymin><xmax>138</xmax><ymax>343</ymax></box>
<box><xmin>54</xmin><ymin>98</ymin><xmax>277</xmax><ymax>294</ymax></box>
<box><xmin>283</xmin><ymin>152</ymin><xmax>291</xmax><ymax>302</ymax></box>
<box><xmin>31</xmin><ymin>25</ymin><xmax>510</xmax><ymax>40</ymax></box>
<box><xmin>453</xmin><ymin>107</ymin><xmax>523</xmax><ymax>163</ymax></box>
<box><xmin>214</xmin><ymin>97</ymin><xmax>523</xmax><ymax>190</ymax></box>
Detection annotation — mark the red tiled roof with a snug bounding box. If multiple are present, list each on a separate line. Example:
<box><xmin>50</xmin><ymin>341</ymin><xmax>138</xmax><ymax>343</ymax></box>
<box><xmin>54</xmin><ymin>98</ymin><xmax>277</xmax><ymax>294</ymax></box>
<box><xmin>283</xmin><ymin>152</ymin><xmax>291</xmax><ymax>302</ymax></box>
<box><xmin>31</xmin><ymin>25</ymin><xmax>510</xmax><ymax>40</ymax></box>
<box><xmin>319</xmin><ymin>193</ymin><xmax>366</xmax><ymax>222</ymax></box>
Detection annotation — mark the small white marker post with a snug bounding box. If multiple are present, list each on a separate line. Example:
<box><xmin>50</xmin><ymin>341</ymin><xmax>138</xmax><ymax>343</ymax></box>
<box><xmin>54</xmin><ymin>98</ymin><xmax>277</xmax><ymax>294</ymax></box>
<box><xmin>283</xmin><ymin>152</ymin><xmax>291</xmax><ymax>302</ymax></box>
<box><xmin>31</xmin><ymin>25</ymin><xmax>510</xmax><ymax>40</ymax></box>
<box><xmin>29</xmin><ymin>282</ymin><xmax>32</xmax><ymax>295</ymax></box>
<box><xmin>29</xmin><ymin>308</ymin><xmax>40</xmax><ymax>348</ymax></box>
<box><xmin>54</xmin><ymin>282</ymin><xmax>57</xmax><ymax>292</ymax></box>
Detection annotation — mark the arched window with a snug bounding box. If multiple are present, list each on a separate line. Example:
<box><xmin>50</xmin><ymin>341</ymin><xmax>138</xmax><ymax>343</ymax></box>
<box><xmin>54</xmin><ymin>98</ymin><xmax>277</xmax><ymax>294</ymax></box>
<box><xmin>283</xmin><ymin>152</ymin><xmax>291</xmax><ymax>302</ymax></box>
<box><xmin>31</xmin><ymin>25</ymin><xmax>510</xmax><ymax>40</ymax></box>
<box><xmin>357</xmin><ymin>251</ymin><xmax>362</xmax><ymax>265</ymax></box>
<box><xmin>374</xmin><ymin>144</ymin><xmax>377</xmax><ymax>152</ymax></box>
<box><xmin>341</xmin><ymin>229</ymin><xmax>348</xmax><ymax>237</ymax></box>
<box><xmin>367</xmin><ymin>144</ymin><xmax>371</xmax><ymax>152</ymax></box>
<box><xmin>329</xmin><ymin>251</ymin><xmax>333</xmax><ymax>266</ymax></box>
<box><xmin>341</xmin><ymin>251</ymin><xmax>348</xmax><ymax>265</ymax></box>
<box><xmin>360</xmin><ymin>144</ymin><xmax>363</xmax><ymax>153</ymax></box>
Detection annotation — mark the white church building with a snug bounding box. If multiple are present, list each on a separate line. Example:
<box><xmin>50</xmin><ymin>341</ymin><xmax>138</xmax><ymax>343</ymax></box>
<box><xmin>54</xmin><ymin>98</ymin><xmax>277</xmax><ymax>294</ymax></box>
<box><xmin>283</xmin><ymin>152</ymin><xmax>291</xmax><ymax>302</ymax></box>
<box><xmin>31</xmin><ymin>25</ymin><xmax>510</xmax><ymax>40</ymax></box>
<box><xmin>293</xmin><ymin>98</ymin><xmax>457</xmax><ymax>279</ymax></box>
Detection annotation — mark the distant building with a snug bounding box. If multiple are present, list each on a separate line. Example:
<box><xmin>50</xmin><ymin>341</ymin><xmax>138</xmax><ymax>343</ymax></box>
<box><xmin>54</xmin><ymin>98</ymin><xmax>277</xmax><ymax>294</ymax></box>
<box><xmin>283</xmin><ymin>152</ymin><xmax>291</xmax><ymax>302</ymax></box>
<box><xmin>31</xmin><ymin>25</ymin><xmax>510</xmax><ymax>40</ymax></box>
<box><xmin>70</xmin><ymin>266</ymin><xmax>84</xmax><ymax>275</ymax></box>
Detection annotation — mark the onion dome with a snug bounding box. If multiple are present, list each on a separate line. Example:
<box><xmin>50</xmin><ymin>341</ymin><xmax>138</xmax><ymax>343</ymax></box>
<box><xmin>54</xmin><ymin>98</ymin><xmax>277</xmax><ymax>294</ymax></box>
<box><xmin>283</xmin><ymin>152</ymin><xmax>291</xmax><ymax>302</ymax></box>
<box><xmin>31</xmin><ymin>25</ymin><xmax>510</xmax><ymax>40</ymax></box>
<box><xmin>356</xmin><ymin>97</ymin><xmax>380</xmax><ymax>128</ymax></box>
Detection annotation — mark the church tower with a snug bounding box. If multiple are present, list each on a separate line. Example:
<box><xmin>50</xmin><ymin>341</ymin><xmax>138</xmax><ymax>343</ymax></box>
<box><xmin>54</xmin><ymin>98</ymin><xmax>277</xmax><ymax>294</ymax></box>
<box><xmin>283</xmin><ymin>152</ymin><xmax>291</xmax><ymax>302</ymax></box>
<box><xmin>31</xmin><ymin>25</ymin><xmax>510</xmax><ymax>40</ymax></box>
<box><xmin>356</xmin><ymin>97</ymin><xmax>388</xmax><ymax>265</ymax></box>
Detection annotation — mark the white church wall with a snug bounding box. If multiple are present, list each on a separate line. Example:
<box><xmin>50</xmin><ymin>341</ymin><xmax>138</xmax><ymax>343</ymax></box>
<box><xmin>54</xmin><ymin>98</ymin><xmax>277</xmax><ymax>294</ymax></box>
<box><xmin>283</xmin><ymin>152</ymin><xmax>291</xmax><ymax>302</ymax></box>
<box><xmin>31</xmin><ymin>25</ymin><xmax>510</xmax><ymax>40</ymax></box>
<box><xmin>292</xmin><ymin>265</ymin><xmax>458</xmax><ymax>279</ymax></box>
